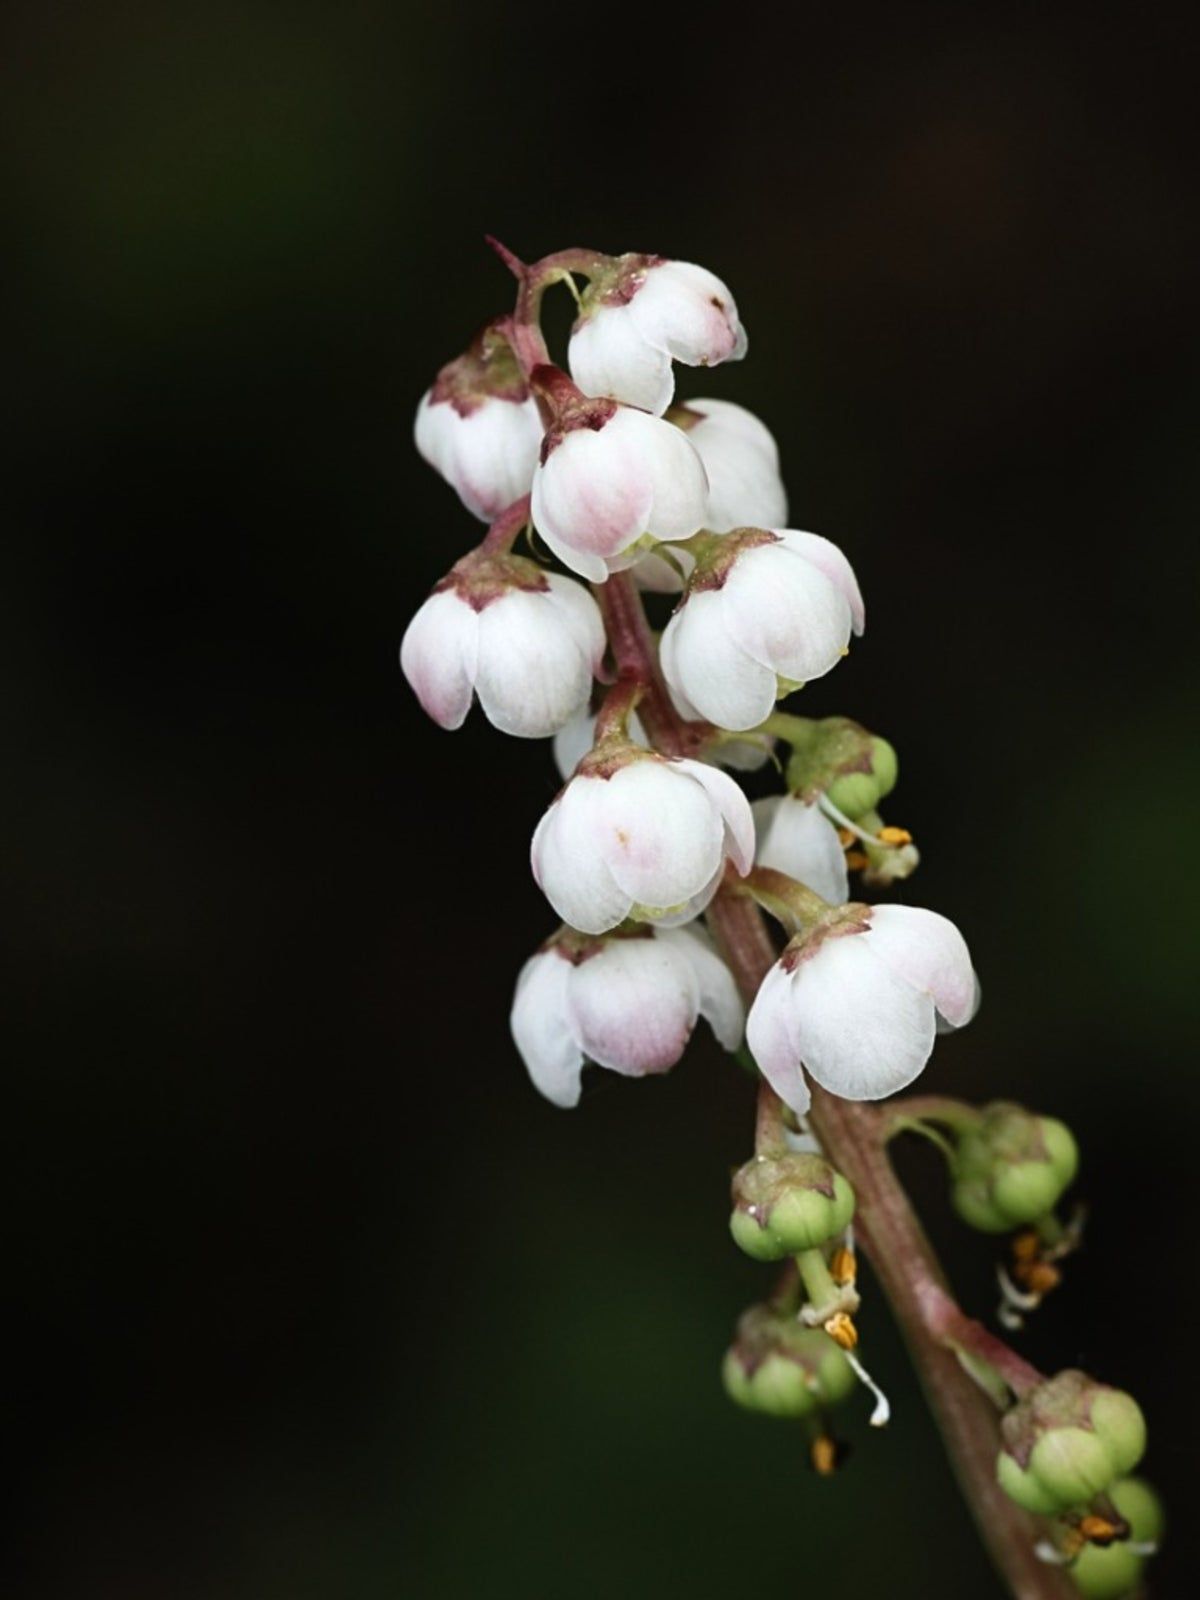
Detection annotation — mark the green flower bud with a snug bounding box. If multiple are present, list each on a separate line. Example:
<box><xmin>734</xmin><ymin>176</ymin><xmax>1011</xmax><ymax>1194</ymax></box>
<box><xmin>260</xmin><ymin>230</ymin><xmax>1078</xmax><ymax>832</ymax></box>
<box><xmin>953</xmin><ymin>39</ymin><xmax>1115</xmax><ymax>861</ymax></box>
<box><xmin>729</xmin><ymin>1153</ymin><xmax>856</xmax><ymax>1262</ymax></box>
<box><xmin>824</xmin><ymin>736</ymin><xmax>898</xmax><ymax>820</ymax></box>
<box><xmin>722</xmin><ymin>1305</ymin><xmax>856</xmax><ymax>1419</ymax></box>
<box><xmin>997</xmin><ymin>1372</ymin><xmax>1147</xmax><ymax>1516</ymax></box>
<box><xmin>952</xmin><ymin>1103</ymin><xmax>1079</xmax><ymax>1233</ymax></box>
<box><xmin>1069</xmin><ymin>1477</ymin><xmax>1163</xmax><ymax>1599</ymax></box>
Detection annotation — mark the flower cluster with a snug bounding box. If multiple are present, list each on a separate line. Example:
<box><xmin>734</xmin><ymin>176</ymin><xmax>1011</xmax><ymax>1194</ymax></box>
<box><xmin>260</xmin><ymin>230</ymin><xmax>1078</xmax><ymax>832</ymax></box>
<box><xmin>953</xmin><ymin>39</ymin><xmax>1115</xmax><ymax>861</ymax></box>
<box><xmin>400</xmin><ymin>240</ymin><xmax>1157</xmax><ymax>1588</ymax></box>
<box><xmin>404</xmin><ymin>240</ymin><xmax>977</xmax><ymax>1112</ymax></box>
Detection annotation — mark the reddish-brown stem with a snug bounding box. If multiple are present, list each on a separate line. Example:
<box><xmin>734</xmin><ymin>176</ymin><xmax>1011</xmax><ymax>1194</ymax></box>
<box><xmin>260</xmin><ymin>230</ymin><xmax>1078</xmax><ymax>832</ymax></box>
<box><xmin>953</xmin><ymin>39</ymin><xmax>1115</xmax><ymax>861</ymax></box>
<box><xmin>480</xmin><ymin>494</ymin><xmax>533</xmax><ymax>554</ymax></box>
<box><xmin>598</xmin><ymin>568</ymin><xmax>1074</xmax><ymax>1600</ymax></box>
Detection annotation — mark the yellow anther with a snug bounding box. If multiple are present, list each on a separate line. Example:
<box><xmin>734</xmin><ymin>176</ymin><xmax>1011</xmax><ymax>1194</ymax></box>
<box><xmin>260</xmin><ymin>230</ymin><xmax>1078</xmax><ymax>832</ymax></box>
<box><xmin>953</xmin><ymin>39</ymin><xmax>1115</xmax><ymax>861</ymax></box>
<box><xmin>877</xmin><ymin>825</ymin><xmax>913</xmax><ymax>847</ymax></box>
<box><xmin>1012</xmin><ymin>1229</ymin><xmax>1041</xmax><ymax>1263</ymax></box>
<box><xmin>1015</xmin><ymin>1260</ymin><xmax>1062</xmax><ymax>1296</ymax></box>
<box><xmin>830</xmin><ymin>1246</ymin><xmax>857</xmax><ymax>1287</ymax></box>
<box><xmin>845</xmin><ymin>850</ymin><xmax>868</xmax><ymax>871</ymax></box>
<box><xmin>837</xmin><ymin>827</ymin><xmax>856</xmax><ymax>847</ymax></box>
<box><xmin>824</xmin><ymin>1311</ymin><xmax>858</xmax><ymax>1351</ymax></box>
<box><xmin>1079</xmin><ymin>1515</ymin><xmax>1123</xmax><ymax>1547</ymax></box>
<box><xmin>811</xmin><ymin>1434</ymin><xmax>838</xmax><ymax>1475</ymax></box>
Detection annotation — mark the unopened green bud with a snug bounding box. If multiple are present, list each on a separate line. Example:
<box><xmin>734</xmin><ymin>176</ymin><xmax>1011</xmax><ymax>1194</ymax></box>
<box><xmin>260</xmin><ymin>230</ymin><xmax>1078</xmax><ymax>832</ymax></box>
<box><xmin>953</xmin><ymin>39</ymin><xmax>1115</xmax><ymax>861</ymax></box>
<box><xmin>997</xmin><ymin>1371</ymin><xmax>1147</xmax><ymax>1515</ymax></box>
<box><xmin>729</xmin><ymin>1153</ymin><xmax>856</xmax><ymax>1262</ymax></box>
<box><xmin>823</xmin><ymin>737</ymin><xmax>898</xmax><ymax>820</ymax></box>
<box><xmin>952</xmin><ymin>1103</ymin><xmax>1078</xmax><ymax>1233</ymax></box>
<box><xmin>722</xmin><ymin>1305</ymin><xmax>855</xmax><ymax>1419</ymax></box>
<box><xmin>1070</xmin><ymin>1477</ymin><xmax>1163</xmax><ymax>1599</ymax></box>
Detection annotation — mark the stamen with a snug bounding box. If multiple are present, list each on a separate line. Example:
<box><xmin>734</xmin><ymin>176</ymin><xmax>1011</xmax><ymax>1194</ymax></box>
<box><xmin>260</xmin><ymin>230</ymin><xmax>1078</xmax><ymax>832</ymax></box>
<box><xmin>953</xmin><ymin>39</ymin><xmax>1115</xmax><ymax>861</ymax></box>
<box><xmin>997</xmin><ymin>1263</ymin><xmax>1041</xmax><ymax>1311</ymax></box>
<box><xmin>845</xmin><ymin>1350</ymin><xmax>891</xmax><ymax>1426</ymax></box>
<box><xmin>817</xmin><ymin>793</ymin><xmax>907</xmax><ymax>850</ymax></box>
<box><xmin>1079</xmin><ymin>1514</ymin><xmax>1124</xmax><ymax>1546</ymax></box>
<box><xmin>811</xmin><ymin>1434</ymin><xmax>838</xmax><ymax>1475</ymax></box>
<box><xmin>845</xmin><ymin>849</ymin><xmax>868</xmax><ymax>870</ymax></box>
<box><xmin>1014</xmin><ymin>1259</ymin><xmax>1062</xmax><ymax>1296</ymax></box>
<box><xmin>830</xmin><ymin>1246</ymin><xmax>857</xmax><ymax>1287</ymax></box>
<box><xmin>1012</xmin><ymin>1229</ymin><xmax>1041</xmax><ymax>1263</ymax></box>
<box><xmin>824</xmin><ymin>1311</ymin><xmax>858</xmax><ymax>1350</ymax></box>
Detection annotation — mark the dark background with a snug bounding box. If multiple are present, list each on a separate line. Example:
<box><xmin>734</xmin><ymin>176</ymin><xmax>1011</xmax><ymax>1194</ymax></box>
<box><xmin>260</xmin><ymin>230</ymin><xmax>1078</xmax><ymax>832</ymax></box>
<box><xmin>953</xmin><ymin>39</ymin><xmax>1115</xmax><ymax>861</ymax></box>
<box><xmin>5</xmin><ymin>4</ymin><xmax>1198</xmax><ymax>1596</ymax></box>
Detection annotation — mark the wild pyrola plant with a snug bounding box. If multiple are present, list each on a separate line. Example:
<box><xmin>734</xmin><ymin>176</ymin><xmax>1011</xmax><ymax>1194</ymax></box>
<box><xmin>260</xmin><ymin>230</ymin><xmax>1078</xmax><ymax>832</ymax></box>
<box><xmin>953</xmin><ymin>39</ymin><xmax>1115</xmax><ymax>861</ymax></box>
<box><xmin>402</xmin><ymin>242</ymin><xmax>1159</xmax><ymax>1599</ymax></box>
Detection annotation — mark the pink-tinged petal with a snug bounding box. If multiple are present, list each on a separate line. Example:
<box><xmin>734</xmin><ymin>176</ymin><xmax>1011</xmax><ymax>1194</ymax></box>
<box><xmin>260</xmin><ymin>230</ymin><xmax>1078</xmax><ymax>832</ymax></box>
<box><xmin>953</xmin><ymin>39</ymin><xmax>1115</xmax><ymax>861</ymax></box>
<box><xmin>672</xmin><ymin>759</ymin><xmax>756</xmax><ymax>876</ymax></box>
<box><xmin>862</xmin><ymin>905</ymin><xmax>977</xmax><ymax>1027</ymax></box>
<box><xmin>660</xmin><ymin>924</ymin><xmax>744</xmax><ymax>1050</ymax></box>
<box><xmin>541</xmin><ymin>574</ymin><xmax>607</xmax><ymax>672</ymax></box>
<box><xmin>531</xmin><ymin>420</ymin><xmax>654</xmax><ymax>567</ymax></box>
<box><xmin>790</xmin><ymin>932</ymin><xmax>937</xmax><ymax>1100</ymax></box>
<box><xmin>565</xmin><ymin>936</ymin><xmax>698</xmax><ymax>1075</ymax></box>
<box><xmin>775</xmin><ymin>529</ymin><xmax>866</xmax><ymax>636</ymax></box>
<box><xmin>399</xmin><ymin>590</ymin><xmax>479</xmax><ymax>730</ymax></box>
<box><xmin>414</xmin><ymin>392</ymin><xmax>542</xmax><ymax>522</ymax></box>
<box><xmin>510</xmin><ymin>949</ymin><xmax>585</xmax><ymax>1108</ymax></box>
<box><xmin>474</xmin><ymin>590</ymin><xmax>594</xmax><ymax>738</ymax></box>
<box><xmin>752</xmin><ymin>795</ymin><xmax>849</xmax><ymax>906</ymax></box>
<box><xmin>531</xmin><ymin>778</ymin><xmax>632</xmax><ymax>935</ymax></box>
<box><xmin>722</xmin><ymin>544</ymin><xmax>852</xmax><ymax>684</ymax></box>
<box><xmin>628</xmin><ymin>261</ymin><xmax>746</xmax><ymax>367</ymax></box>
<box><xmin>597</xmin><ymin>761</ymin><xmax>724</xmax><ymax>910</ymax></box>
<box><xmin>745</xmin><ymin>963</ymin><xmax>812</xmax><ymax>1115</ymax></box>
<box><xmin>660</xmin><ymin>595</ymin><xmax>777</xmax><ymax>732</ymax></box>
<box><xmin>568</xmin><ymin>306</ymin><xmax>675</xmax><ymax>415</ymax></box>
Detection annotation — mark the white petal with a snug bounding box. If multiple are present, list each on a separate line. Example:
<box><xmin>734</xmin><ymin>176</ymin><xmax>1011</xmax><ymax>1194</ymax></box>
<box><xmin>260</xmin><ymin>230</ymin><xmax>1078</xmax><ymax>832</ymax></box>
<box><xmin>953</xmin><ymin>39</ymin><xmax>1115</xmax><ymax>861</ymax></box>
<box><xmin>684</xmin><ymin>397</ymin><xmax>787</xmax><ymax>534</ymax></box>
<box><xmin>671</xmin><ymin>759</ymin><xmax>756</xmax><ymax>875</ymax></box>
<box><xmin>722</xmin><ymin>544</ymin><xmax>852</xmax><ymax>683</ymax></box>
<box><xmin>624</xmin><ymin>412</ymin><xmax>710</xmax><ymax>543</ymax></box>
<box><xmin>752</xmin><ymin>795</ymin><xmax>849</xmax><ymax>905</ymax></box>
<box><xmin>596</xmin><ymin>761</ymin><xmax>724</xmax><ymax>910</ymax></box>
<box><xmin>628</xmin><ymin>261</ymin><xmax>745</xmax><ymax>368</ymax></box>
<box><xmin>399</xmin><ymin>590</ymin><xmax>479</xmax><ymax>730</ymax></box>
<box><xmin>861</xmin><ymin>905</ymin><xmax>977</xmax><ymax>1028</ymax></box>
<box><xmin>510</xmin><ymin>949</ymin><xmax>585</xmax><ymax>1108</ymax></box>
<box><xmin>660</xmin><ymin>924</ymin><xmax>745</xmax><ymax>1050</ymax></box>
<box><xmin>541</xmin><ymin>573</ymin><xmax>607</xmax><ymax>671</ymax></box>
<box><xmin>660</xmin><ymin>596</ymin><xmax>778</xmax><ymax>732</ymax></box>
<box><xmin>745</xmin><ymin>963</ymin><xmax>812</xmax><ymax>1115</ymax></box>
<box><xmin>531</xmin><ymin>778</ymin><xmax>633</xmax><ymax>934</ymax></box>
<box><xmin>565</xmin><ymin>935</ymin><xmax>698</xmax><ymax>1074</ymax></box>
<box><xmin>568</xmin><ymin>306</ymin><xmax>675</xmax><ymax>415</ymax></box>
<box><xmin>474</xmin><ymin>590</ymin><xmax>594</xmax><ymax>738</ymax></box>
<box><xmin>415</xmin><ymin>393</ymin><xmax>542</xmax><ymax>523</ymax></box>
<box><xmin>789</xmin><ymin>933</ymin><xmax>937</xmax><ymax>1100</ymax></box>
<box><xmin>775</xmin><ymin>530</ymin><xmax>866</xmax><ymax>636</ymax></box>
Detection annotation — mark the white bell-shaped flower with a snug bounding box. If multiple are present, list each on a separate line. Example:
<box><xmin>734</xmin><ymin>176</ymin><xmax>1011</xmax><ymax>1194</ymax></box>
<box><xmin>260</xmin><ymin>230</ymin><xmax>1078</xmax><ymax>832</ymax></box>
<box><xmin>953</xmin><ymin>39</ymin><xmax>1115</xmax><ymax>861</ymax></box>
<box><xmin>511</xmin><ymin>924</ymin><xmax>744</xmax><ymax>1108</ymax></box>
<box><xmin>568</xmin><ymin>257</ymin><xmax>747</xmax><ymax>416</ymax></box>
<box><xmin>746</xmin><ymin>904</ymin><xmax>978</xmax><ymax>1115</ymax></box>
<box><xmin>676</xmin><ymin>398</ymin><xmax>787</xmax><ymax>533</ymax></box>
<box><xmin>530</xmin><ymin>381</ymin><xmax>709</xmax><ymax>583</ymax></box>
<box><xmin>414</xmin><ymin>325</ymin><xmax>542</xmax><ymax>521</ymax></box>
<box><xmin>660</xmin><ymin>529</ymin><xmax>865</xmax><ymax>732</ymax></box>
<box><xmin>531</xmin><ymin>746</ymin><xmax>755</xmax><ymax>934</ymax></box>
<box><xmin>752</xmin><ymin>795</ymin><xmax>849</xmax><ymax>906</ymax></box>
<box><xmin>401</xmin><ymin>554</ymin><xmax>605</xmax><ymax>738</ymax></box>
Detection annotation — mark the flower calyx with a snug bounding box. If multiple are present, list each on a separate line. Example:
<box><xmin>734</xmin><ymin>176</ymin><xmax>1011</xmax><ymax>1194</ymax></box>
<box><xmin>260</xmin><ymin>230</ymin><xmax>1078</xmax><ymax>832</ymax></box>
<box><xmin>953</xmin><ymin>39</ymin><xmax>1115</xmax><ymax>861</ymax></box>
<box><xmin>996</xmin><ymin>1369</ymin><xmax>1147</xmax><ymax>1517</ymax></box>
<box><xmin>952</xmin><ymin>1102</ymin><xmax>1080</xmax><ymax>1236</ymax></box>
<box><xmin>729</xmin><ymin>1152</ymin><xmax>856</xmax><ymax>1262</ymax></box>
<box><xmin>722</xmin><ymin>1303</ymin><xmax>855</xmax><ymax>1422</ymax></box>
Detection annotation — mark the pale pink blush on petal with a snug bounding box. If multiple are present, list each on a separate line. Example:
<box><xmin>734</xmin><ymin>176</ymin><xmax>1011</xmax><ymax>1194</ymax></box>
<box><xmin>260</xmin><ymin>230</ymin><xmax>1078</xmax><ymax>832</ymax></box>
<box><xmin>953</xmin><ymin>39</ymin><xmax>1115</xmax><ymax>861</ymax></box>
<box><xmin>596</xmin><ymin>761</ymin><xmax>724</xmax><ymax>908</ymax></box>
<box><xmin>399</xmin><ymin>591</ymin><xmax>479</xmax><ymax>730</ymax></box>
<box><xmin>565</xmin><ymin>938</ymin><xmax>698</xmax><ymax>1074</ymax></box>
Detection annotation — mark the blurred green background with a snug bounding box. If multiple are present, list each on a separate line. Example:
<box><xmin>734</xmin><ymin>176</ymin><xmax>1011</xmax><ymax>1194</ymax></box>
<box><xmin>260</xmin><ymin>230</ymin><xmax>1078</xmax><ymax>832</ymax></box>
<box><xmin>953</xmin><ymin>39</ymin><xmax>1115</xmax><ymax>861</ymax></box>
<box><xmin>4</xmin><ymin>3</ymin><xmax>1198</xmax><ymax>1595</ymax></box>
